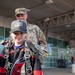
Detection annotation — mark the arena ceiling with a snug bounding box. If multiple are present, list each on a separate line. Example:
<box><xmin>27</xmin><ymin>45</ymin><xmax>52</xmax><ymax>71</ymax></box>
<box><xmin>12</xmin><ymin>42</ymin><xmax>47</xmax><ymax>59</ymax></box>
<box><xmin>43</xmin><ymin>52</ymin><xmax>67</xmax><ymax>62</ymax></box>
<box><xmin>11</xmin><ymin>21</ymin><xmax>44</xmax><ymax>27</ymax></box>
<box><xmin>0</xmin><ymin>0</ymin><xmax>75</xmax><ymax>34</ymax></box>
<box><xmin>0</xmin><ymin>0</ymin><xmax>75</xmax><ymax>22</ymax></box>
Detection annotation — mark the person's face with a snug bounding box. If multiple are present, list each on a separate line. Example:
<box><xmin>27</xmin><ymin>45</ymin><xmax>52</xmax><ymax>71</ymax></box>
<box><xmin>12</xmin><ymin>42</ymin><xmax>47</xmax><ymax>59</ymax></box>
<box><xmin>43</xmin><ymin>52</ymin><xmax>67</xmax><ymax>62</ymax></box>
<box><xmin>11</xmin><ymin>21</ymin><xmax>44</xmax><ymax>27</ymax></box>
<box><xmin>16</xmin><ymin>14</ymin><xmax>28</xmax><ymax>22</ymax></box>
<box><xmin>10</xmin><ymin>31</ymin><xmax>26</xmax><ymax>44</ymax></box>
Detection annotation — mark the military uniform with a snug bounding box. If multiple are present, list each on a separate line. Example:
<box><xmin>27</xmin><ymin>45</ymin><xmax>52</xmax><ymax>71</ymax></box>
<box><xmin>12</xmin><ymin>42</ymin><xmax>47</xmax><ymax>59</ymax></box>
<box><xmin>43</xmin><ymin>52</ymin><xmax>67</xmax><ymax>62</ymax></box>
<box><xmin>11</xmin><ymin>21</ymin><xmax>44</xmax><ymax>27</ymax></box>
<box><xmin>15</xmin><ymin>7</ymin><xmax>48</xmax><ymax>54</ymax></box>
<box><xmin>26</xmin><ymin>23</ymin><xmax>47</xmax><ymax>52</ymax></box>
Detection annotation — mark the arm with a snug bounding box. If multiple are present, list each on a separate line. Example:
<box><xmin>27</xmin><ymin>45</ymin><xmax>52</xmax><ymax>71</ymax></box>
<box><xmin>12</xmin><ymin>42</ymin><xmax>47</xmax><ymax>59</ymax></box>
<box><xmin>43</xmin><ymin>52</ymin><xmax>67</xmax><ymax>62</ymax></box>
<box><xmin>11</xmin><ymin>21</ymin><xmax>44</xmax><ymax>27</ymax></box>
<box><xmin>35</xmin><ymin>25</ymin><xmax>48</xmax><ymax>57</ymax></box>
<box><xmin>0</xmin><ymin>47</ymin><xmax>7</xmax><ymax>74</ymax></box>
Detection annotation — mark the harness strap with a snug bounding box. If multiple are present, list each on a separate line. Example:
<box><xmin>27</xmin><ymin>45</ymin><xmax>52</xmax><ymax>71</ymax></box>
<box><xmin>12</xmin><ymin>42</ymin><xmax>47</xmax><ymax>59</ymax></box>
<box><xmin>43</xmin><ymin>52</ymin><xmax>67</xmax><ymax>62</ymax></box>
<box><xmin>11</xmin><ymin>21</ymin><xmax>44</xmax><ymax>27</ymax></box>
<box><xmin>4</xmin><ymin>43</ymin><xmax>10</xmax><ymax>75</ymax></box>
<box><xmin>26</xmin><ymin>41</ymin><xmax>39</xmax><ymax>58</ymax></box>
<box><xmin>25</xmin><ymin>42</ymin><xmax>32</xmax><ymax>75</ymax></box>
<box><xmin>4</xmin><ymin>40</ymin><xmax>41</xmax><ymax>75</ymax></box>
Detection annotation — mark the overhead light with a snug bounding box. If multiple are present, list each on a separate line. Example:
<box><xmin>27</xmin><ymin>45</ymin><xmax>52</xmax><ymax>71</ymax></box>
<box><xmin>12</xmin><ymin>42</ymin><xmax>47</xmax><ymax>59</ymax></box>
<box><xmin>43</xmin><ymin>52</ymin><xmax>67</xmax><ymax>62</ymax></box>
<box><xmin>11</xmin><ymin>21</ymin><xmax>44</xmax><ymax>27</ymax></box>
<box><xmin>45</xmin><ymin>0</ymin><xmax>54</xmax><ymax>4</ymax></box>
<box><xmin>74</xmin><ymin>11</ymin><xmax>75</xmax><ymax>14</ymax></box>
<box><xmin>65</xmin><ymin>25</ymin><xmax>70</xmax><ymax>28</ymax></box>
<box><xmin>44</xmin><ymin>17</ymin><xmax>50</xmax><ymax>22</ymax></box>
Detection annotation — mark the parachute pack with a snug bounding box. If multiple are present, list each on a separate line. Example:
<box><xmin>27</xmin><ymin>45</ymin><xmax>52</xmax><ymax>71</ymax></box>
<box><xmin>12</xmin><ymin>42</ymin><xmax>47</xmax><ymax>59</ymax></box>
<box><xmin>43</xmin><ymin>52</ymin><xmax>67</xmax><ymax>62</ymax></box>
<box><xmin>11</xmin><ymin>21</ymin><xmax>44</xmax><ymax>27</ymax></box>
<box><xmin>0</xmin><ymin>40</ymin><xmax>43</xmax><ymax>75</ymax></box>
<box><xmin>0</xmin><ymin>39</ymin><xmax>48</xmax><ymax>75</ymax></box>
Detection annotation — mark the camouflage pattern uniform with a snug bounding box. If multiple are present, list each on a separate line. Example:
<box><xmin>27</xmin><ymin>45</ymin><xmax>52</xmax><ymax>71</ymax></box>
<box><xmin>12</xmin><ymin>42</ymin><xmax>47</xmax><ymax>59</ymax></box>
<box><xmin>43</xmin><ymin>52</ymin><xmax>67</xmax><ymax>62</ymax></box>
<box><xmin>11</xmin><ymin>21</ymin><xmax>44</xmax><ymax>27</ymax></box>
<box><xmin>26</xmin><ymin>23</ymin><xmax>47</xmax><ymax>52</ymax></box>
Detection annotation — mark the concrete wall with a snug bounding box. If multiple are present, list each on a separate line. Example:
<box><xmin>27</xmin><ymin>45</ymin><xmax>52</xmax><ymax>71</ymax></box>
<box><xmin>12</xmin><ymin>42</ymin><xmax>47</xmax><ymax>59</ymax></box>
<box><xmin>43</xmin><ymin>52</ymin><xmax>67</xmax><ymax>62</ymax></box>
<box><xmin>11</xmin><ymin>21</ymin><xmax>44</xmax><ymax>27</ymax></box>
<box><xmin>0</xmin><ymin>15</ymin><xmax>14</xmax><ymax>28</ymax></box>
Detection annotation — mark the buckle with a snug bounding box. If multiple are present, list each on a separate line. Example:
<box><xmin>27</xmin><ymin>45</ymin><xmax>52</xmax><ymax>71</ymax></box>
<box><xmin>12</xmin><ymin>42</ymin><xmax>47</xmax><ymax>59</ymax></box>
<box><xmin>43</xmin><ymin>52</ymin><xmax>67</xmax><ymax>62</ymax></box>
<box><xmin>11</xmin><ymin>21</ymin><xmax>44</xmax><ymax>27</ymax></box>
<box><xmin>24</xmin><ymin>50</ymin><xmax>30</xmax><ymax>59</ymax></box>
<box><xmin>4</xmin><ymin>55</ymin><xmax>9</xmax><ymax>59</ymax></box>
<box><xmin>24</xmin><ymin>54</ymin><xmax>30</xmax><ymax>60</ymax></box>
<box><xmin>26</xmin><ymin>66</ymin><xmax>32</xmax><ymax>75</ymax></box>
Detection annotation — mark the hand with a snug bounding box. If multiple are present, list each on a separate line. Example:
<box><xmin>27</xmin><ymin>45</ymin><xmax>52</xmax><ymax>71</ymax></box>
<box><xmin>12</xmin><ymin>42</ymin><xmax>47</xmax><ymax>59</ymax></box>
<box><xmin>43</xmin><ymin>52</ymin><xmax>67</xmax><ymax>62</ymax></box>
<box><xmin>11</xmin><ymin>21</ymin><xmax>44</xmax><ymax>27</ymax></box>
<box><xmin>43</xmin><ymin>50</ymin><xmax>48</xmax><ymax>57</ymax></box>
<box><xmin>0</xmin><ymin>40</ymin><xmax>8</xmax><ymax>45</ymax></box>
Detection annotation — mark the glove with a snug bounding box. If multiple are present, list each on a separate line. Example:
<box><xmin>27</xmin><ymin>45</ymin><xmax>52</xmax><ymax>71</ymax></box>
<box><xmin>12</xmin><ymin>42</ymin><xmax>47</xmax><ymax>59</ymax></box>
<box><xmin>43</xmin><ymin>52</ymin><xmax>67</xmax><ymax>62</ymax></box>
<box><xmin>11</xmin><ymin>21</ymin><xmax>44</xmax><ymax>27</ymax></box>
<box><xmin>43</xmin><ymin>50</ymin><xmax>48</xmax><ymax>57</ymax></box>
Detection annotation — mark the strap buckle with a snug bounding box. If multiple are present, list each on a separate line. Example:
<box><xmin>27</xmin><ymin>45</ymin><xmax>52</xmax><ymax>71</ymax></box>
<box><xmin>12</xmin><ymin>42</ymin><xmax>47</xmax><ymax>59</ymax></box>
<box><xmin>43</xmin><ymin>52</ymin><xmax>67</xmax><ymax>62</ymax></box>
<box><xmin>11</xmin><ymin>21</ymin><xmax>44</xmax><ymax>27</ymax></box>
<box><xmin>26</xmin><ymin>66</ymin><xmax>32</xmax><ymax>75</ymax></box>
<box><xmin>24</xmin><ymin>50</ymin><xmax>30</xmax><ymax>59</ymax></box>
